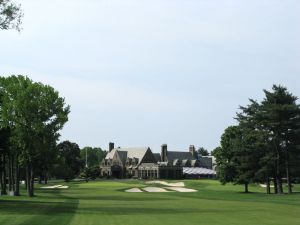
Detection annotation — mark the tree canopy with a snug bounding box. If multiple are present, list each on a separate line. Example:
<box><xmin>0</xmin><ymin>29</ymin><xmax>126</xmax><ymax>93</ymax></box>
<box><xmin>197</xmin><ymin>147</ymin><xmax>209</xmax><ymax>156</ymax></box>
<box><xmin>214</xmin><ymin>85</ymin><xmax>300</xmax><ymax>194</ymax></box>
<box><xmin>0</xmin><ymin>0</ymin><xmax>23</xmax><ymax>31</ymax></box>
<box><xmin>0</xmin><ymin>75</ymin><xmax>70</xmax><ymax>196</ymax></box>
<box><xmin>56</xmin><ymin>141</ymin><xmax>84</xmax><ymax>182</ymax></box>
<box><xmin>80</xmin><ymin>147</ymin><xmax>107</xmax><ymax>168</ymax></box>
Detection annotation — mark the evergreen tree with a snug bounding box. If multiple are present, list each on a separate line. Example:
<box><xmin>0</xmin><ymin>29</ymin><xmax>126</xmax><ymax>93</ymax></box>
<box><xmin>259</xmin><ymin>85</ymin><xmax>300</xmax><ymax>193</ymax></box>
<box><xmin>217</xmin><ymin>85</ymin><xmax>300</xmax><ymax>194</ymax></box>
<box><xmin>197</xmin><ymin>147</ymin><xmax>209</xmax><ymax>156</ymax></box>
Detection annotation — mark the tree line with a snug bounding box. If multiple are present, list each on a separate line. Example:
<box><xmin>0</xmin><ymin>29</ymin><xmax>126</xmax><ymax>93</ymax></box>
<box><xmin>0</xmin><ymin>75</ymin><xmax>107</xmax><ymax>197</ymax></box>
<box><xmin>0</xmin><ymin>75</ymin><xmax>70</xmax><ymax>196</ymax></box>
<box><xmin>56</xmin><ymin>141</ymin><xmax>107</xmax><ymax>182</ymax></box>
<box><xmin>213</xmin><ymin>85</ymin><xmax>300</xmax><ymax>194</ymax></box>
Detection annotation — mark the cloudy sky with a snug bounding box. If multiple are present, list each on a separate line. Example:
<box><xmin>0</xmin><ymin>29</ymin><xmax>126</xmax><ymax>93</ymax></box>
<box><xmin>1</xmin><ymin>0</ymin><xmax>300</xmax><ymax>152</ymax></box>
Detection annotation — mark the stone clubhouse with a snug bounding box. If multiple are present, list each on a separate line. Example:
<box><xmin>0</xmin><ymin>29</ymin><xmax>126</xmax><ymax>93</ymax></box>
<box><xmin>100</xmin><ymin>143</ymin><xmax>216</xmax><ymax>179</ymax></box>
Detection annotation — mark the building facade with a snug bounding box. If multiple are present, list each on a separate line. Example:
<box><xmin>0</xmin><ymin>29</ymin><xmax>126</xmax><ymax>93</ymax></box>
<box><xmin>100</xmin><ymin>143</ymin><xmax>215</xmax><ymax>179</ymax></box>
<box><xmin>101</xmin><ymin>143</ymin><xmax>159</xmax><ymax>179</ymax></box>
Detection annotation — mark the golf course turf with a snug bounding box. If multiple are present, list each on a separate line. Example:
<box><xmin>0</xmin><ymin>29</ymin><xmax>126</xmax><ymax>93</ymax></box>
<box><xmin>0</xmin><ymin>180</ymin><xmax>300</xmax><ymax>225</ymax></box>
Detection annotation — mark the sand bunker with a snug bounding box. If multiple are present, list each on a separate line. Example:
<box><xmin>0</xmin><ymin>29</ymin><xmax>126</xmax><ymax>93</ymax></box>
<box><xmin>166</xmin><ymin>187</ymin><xmax>197</xmax><ymax>192</ymax></box>
<box><xmin>146</xmin><ymin>181</ymin><xmax>185</xmax><ymax>187</ymax></box>
<box><xmin>41</xmin><ymin>185</ymin><xmax>69</xmax><ymax>189</ymax></box>
<box><xmin>125</xmin><ymin>188</ymin><xmax>143</xmax><ymax>193</ymax></box>
<box><xmin>143</xmin><ymin>187</ymin><xmax>170</xmax><ymax>192</ymax></box>
<box><xmin>125</xmin><ymin>186</ymin><xmax>197</xmax><ymax>193</ymax></box>
<box><xmin>125</xmin><ymin>181</ymin><xmax>197</xmax><ymax>193</ymax></box>
<box><xmin>57</xmin><ymin>186</ymin><xmax>69</xmax><ymax>189</ymax></box>
<box><xmin>259</xmin><ymin>184</ymin><xmax>275</xmax><ymax>188</ymax></box>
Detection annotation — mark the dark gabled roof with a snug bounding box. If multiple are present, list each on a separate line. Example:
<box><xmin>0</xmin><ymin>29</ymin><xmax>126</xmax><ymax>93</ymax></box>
<box><xmin>116</xmin><ymin>151</ymin><xmax>128</xmax><ymax>165</ymax></box>
<box><xmin>167</xmin><ymin>151</ymin><xmax>195</xmax><ymax>162</ymax></box>
<box><xmin>153</xmin><ymin>153</ymin><xmax>161</xmax><ymax>162</ymax></box>
<box><xmin>105</xmin><ymin>147</ymin><xmax>150</xmax><ymax>166</ymax></box>
<box><xmin>198</xmin><ymin>156</ymin><xmax>213</xmax><ymax>169</ymax></box>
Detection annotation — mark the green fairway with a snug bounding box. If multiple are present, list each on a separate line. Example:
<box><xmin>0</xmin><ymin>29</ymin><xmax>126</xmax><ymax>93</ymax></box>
<box><xmin>0</xmin><ymin>180</ymin><xmax>300</xmax><ymax>225</ymax></box>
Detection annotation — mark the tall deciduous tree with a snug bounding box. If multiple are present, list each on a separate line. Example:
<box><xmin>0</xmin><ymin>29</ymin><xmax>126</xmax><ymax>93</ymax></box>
<box><xmin>0</xmin><ymin>127</ymin><xmax>10</xmax><ymax>195</ymax></box>
<box><xmin>213</xmin><ymin>126</ymin><xmax>239</xmax><ymax>185</ymax></box>
<box><xmin>0</xmin><ymin>75</ymin><xmax>70</xmax><ymax>196</ymax></box>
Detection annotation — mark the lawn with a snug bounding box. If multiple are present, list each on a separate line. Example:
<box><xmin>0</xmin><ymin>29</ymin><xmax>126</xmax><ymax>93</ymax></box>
<box><xmin>0</xmin><ymin>179</ymin><xmax>300</xmax><ymax>225</ymax></box>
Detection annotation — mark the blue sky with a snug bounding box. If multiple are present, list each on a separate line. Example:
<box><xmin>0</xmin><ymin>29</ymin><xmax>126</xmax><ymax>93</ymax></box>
<box><xmin>1</xmin><ymin>0</ymin><xmax>300</xmax><ymax>152</ymax></box>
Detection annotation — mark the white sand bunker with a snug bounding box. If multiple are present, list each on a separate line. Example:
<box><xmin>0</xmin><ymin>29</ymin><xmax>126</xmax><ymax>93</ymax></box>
<box><xmin>125</xmin><ymin>181</ymin><xmax>197</xmax><ymax>193</ymax></box>
<box><xmin>143</xmin><ymin>187</ymin><xmax>170</xmax><ymax>192</ymax></box>
<box><xmin>125</xmin><ymin>188</ymin><xmax>143</xmax><ymax>193</ymax></box>
<box><xmin>259</xmin><ymin>184</ymin><xmax>274</xmax><ymax>188</ymax></box>
<box><xmin>41</xmin><ymin>185</ymin><xmax>69</xmax><ymax>189</ymax></box>
<box><xmin>146</xmin><ymin>181</ymin><xmax>185</xmax><ymax>187</ymax></box>
<box><xmin>166</xmin><ymin>187</ymin><xmax>198</xmax><ymax>192</ymax></box>
<box><xmin>125</xmin><ymin>186</ymin><xmax>197</xmax><ymax>193</ymax></box>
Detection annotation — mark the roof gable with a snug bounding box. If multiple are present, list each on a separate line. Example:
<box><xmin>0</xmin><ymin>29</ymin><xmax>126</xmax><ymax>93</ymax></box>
<box><xmin>116</xmin><ymin>151</ymin><xmax>128</xmax><ymax>166</ymax></box>
<box><xmin>140</xmin><ymin>148</ymin><xmax>157</xmax><ymax>164</ymax></box>
<box><xmin>105</xmin><ymin>149</ymin><xmax>117</xmax><ymax>159</ymax></box>
<box><xmin>106</xmin><ymin>147</ymin><xmax>151</xmax><ymax>165</ymax></box>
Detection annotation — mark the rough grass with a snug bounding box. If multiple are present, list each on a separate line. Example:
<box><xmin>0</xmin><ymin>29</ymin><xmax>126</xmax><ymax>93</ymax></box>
<box><xmin>0</xmin><ymin>179</ymin><xmax>300</xmax><ymax>225</ymax></box>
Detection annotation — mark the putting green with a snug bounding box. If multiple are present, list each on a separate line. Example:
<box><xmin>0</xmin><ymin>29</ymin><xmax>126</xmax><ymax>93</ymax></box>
<box><xmin>0</xmin><ymin>180</ymin><xmax>300</xmax><ymax>225</ymax></box>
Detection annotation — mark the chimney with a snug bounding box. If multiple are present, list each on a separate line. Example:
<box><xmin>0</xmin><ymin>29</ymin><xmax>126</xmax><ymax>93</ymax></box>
<box><xmin>161</xmin><ymin>144</ymin><xmax>168</xmax><ymax>162</ymax></box>
<box><xmin>189</xmin><ymin>145</ymin><xmax>196</xmax><ymax>157</ymax></box>
<box><xmin>109</xmin><ymin>142</ymin><xmax>115</xmax><ymax>152</ymax></box>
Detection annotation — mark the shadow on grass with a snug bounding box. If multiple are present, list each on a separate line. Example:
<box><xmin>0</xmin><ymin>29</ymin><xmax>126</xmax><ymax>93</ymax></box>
<box><xmin>0</xmin><ymin>199</ymin><xmax>78</xmax><ymax>215</ymax></box>
<box><xmin>72</xmin><ymin>205</ymin><xmax>243</xmax><ymax>216</ymax></box>
<box><xmin>0</xmin><ymin>191</ymin><xmax>79</xmax><ymax>225</ymax></box>
<box><xmin>40</xmin><ymin>188</ymin><xmax>173</xmax><ymax>202</ymax></box>
<box><xmin>75</xmin><ymin>195</ymin><xmax>173</xmax><ymax>201</ymax></box>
